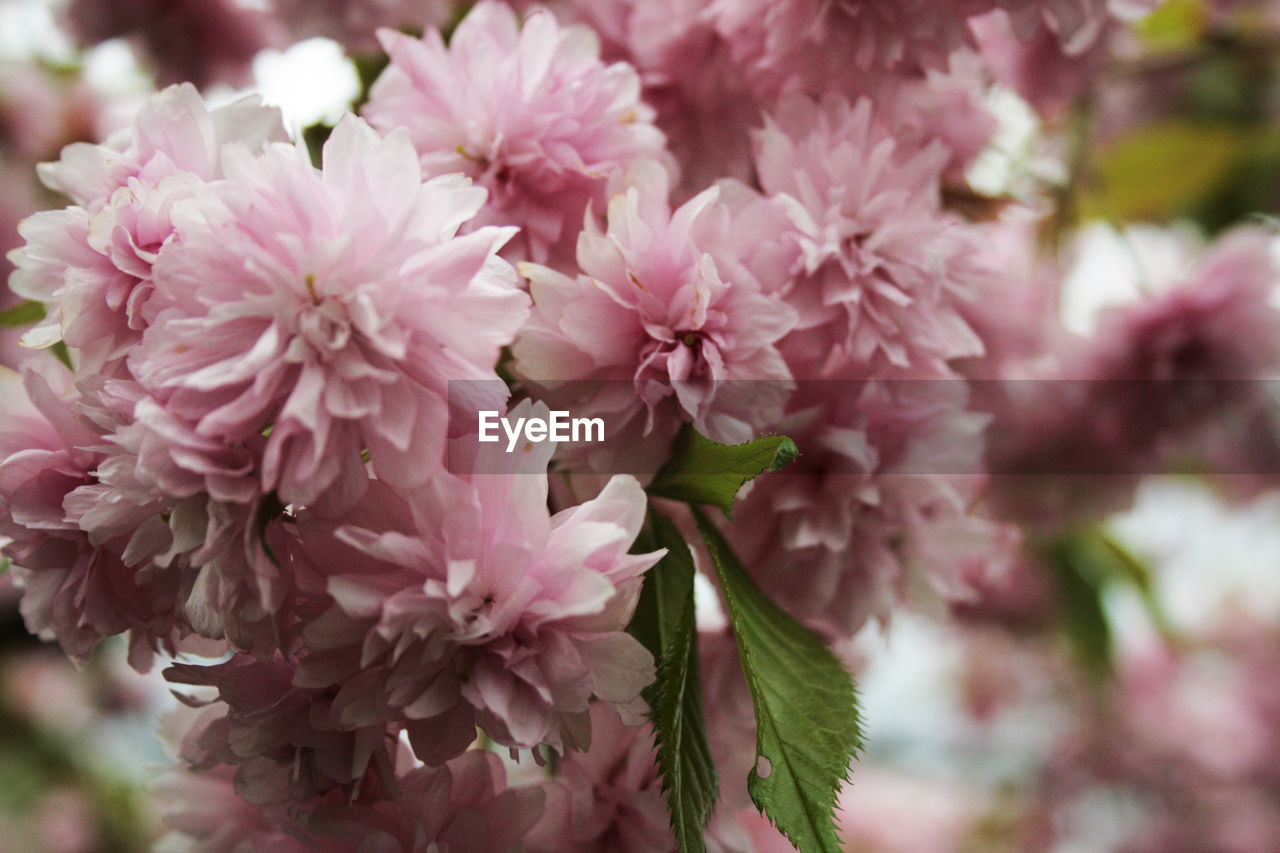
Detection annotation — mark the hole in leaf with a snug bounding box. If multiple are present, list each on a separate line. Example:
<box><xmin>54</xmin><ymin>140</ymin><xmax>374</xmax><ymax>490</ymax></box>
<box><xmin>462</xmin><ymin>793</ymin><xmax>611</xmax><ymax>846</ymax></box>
<box><xmin>755</xmin><ymin>755</ymin><xmax>772</xmax><ymax>779</ymax></box>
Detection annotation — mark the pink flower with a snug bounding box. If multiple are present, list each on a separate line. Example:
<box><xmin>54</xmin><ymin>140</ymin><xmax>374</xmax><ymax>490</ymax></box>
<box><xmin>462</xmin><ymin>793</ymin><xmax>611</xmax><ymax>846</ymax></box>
<box><xmin>0</xmin><ymin>63</ymin><xmax>104</xmax><ymax>164</ymax></box>
<box><xmin>294</xmin><ymin>403</ymin><xmax>663</xmax><ymax>760</ymax></box>
<box><xmin>157</xmin><ymin>706</ymin><xmax>548</xmax><ymax>851</ymax></box>
<box><xmin>8</xmin><ymin>84</ymin><xmax>286</xmax><ymax>372</ymax></box>
<box><xmin>363</xmin><ymin>1</ymin><xmax>671</xmax><ymax>264</ymax></box>
<box><xmin>153</xmin><ymin>763</ymin><xmax>315</xmax><ymax>853</ymax></box>
<box><xmin>55</xmin><ymin>376</ymin><xmax>312</xmax><ymax>654</ymax></box>
<box><xmin>0</xmin><ymin>167</ymin><xmax>44</xmax><ymax>368</ymax></box>
<box><xmin>0</xmin><ymin>367</ymin><xmax>182</xmax><ymax>668</ymax></box>
<box><xmin>746</xmin><ymin>92</ymin><xmax>985</xmax><ymax>377</ymax></box>
<box><xmin>1076</xmin><ymin>227</ymin><xmax>1280</xmax><ymax>384</ymax></box>
<box><xmin>530</xmin><ymin>703</ymin><xmax>672</xmax><ymax>853</ymax></box>
<box><xmin>886</xmin><ymin>53</ymin><xmax>998</xmax><ymax>182</ymax></box>
<box><xmin>987</xmin><ymin>226</ymin><xmax>1280</xmax><ymax>525</ymax></box>
<box><xmin>130</xmin><ymin>115</ymin><xmax>527</xmax><ymax>512</ymax></box>
<box><xmin>997</xmin><ymin>0</ymin><xmax>1158</xmax><ymax>55</ymax></box>
<box><xmin>37</xmin><ymin>83</ymin><xmax>286</xmax><ymax>210</ymax></box>
<box><xmin>572</xmin><ymin>0</ymin><xmax>763</xmax><ymax>198</ymax></box>
<box><xmin>384</xmin><ymin>751</ymin><xmax>550</xmax><ymax>851</ymax></box>
<box><xmin>728</xmin><ymin>377</ymin><xmax>995</xmax><ymax>637</ymax></box>
<box><xmin>513</xmin><ymin>175</ymin><xmax>797</xmax><ymax>470</ymax></box>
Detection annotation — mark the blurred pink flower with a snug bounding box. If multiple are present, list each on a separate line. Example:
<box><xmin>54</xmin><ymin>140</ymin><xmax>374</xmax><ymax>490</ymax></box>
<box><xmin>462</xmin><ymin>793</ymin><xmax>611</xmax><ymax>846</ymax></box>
<box><xmin>836</xmin><ymin>766</ymin><xmax>986</xmax><ymax>853</ymax></box>
<box><xmin>62</xmin><ymin>0</ymin><xmax>276</xmax><ymax>89</ymax></box>
<box><xmin>987</xmin><ymin>226</ymin><xmax>1280</xmax><ymax>525</ymax></box>
<box><xmin>0</xmin><ymin>63</ymin><xmax>104</xmax><ymax>163</ymax></box>
<box><xmin>269</xmin><ymin>0</ymin><xmax>452</xmax><ymax>54</ymax></box>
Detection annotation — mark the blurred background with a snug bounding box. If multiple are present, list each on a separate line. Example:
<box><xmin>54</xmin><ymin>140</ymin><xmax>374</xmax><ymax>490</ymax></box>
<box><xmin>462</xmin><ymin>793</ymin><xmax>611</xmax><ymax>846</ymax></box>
<box><xmin>5</xmin><ymin>0</ymin><xmax>1280</xmax><ymax>850</ymax></box>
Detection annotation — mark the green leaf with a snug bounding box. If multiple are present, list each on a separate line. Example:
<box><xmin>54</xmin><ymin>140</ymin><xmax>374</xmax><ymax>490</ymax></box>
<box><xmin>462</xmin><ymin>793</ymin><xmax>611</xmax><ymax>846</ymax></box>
<box><xmin>1135</xmin><ymin>0</ymin><xmax>1205</xmax><ymax>55</ymax></box>
<box><xmin>1089</xmin><ymin>528</ymin><xmax>1176</xmax><ymax>645</ymax></box>
<box><xmin>1080</xmin><ymin>120</ymin><xmax>1278</xmax><ymax>224</ymax></box>
<box><xmin>0</xmin><ymin>300</ymin><xmax>44</xmax><ymax>328</ymax></box>
<box><xmin>693</xmin><ymin>508</ymin><xmax>862</xmax><ymax>853</ymax></box>
<box><xmin>301</xmin><ymin>123</ymin><xmax>333</xmax><ymax>169</ymax></box>
<box><xmin>1040</xmin><ymin>533</ymin><xmax>1115</xmax><ymax>678</ymax></box>
<box><xmin>648</xmin><ymin>426</ymin><xmax>798</xmax><ymax>518</ymax></box>
<box><xmin>629</xmin><ymin>510</ymin><xmax>718</xmax><ymax>853</ymax></box>
<box><xmin>50</xmin><ymin>341</ymin><xmax>73</xmax><ymax>370</ymax></box>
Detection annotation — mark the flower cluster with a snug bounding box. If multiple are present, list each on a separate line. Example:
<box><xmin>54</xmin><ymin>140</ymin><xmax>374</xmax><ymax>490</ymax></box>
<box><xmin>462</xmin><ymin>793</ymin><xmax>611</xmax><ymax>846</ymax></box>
<box><xmin>3</xmin><ymin>70</ymin><xmax>666</xmax><ymax>845</ymax></box>
<box><xmin>13</xmin><ymin>0</ymin><xmax>1280</xmax><ymax>850</ymax></box>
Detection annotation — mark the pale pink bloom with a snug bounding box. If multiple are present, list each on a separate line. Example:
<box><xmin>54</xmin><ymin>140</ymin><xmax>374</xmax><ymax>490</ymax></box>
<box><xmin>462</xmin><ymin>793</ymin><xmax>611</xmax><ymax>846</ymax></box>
<box><xmin>972</xmin><ymin>7</ymin><xmax>1123</xmax><ymax>116</ymax></box>
<box><xmin>1118</xmin><ymin>643</ymin><xmax>1271</xmax><ymax>782</ymax></box>
<box><xmin>36</xmin><ymin>83</ymin><xmax>286</xmax><ymax>210</ymax></box>
<box><xmin>705</xmin><ymin>808</ymin><xmax>797</xmax><ymax>853</ymax></box>
<box><xmin>9</xmin><ymin>84</ymin><xmax>286</xmax><ymax>372</ymax></box>
<box><xmin>295</xmin><ymin>404</ymin><xmax>663</xmax><ymax>760</ymax></box>
<box><xmin>1041</xmin><ymin>616</ymin><xmax>1280</xmax><ymax>853</ymax></box>
<box><xmin>953</xmin><ymin>209</ymin><xmax>1066</xmax><ymax>381</ymax></box>
<box><xmin>379</xmin><ymin>751</ymin><xmax>550</xmax><ymax>851</ymax></box>
<box><xmin>640</xmin><ymin>53</ymin><xmax>762</xmax><ymax>202</ymax></box>
<box><xmin>363</xmin><ymin>1</ymin><xmax>671</xmax><ymax>264</ymax></box>
<box><xmin>1076</xmin><ymin>227</ymin><xmax>1280</xmax><ymax>384</ymax></box>
<box><xmin>747</xmin><ymin>93</ymin><xmax>985</xmax><ymax>378</ymax></box>
<box><xmin>131</xmin><ymin>116</ymin><xmax>526</xmax><ymax>512</ymax></box>
<box><xmin>63</xmin><ymin>0</ymin><xmax>276</xmax><ymax>89</ymax></box>
<box><xmin>0</xmin><ymin>367</ymin><xmax>181</xmax><ymax>668</ymax></box>
<box><xmin>513</xmin><ymin>175</ymin><xmax>797</xmax><ymax>471</ymax></box>
<box><xmin>698</xmin><ymin>629</ymin><xmax>757</xmax><ymax>815</ymax></box>
<box><xmin>11</xmin><ymin>175</ymin><xmax>200</xmax><ymax>373</ymax></box>
<box><xmin>951</xmin><ymin>547</ymin><xmax>1057</xmax><ymax>633</ymax></box>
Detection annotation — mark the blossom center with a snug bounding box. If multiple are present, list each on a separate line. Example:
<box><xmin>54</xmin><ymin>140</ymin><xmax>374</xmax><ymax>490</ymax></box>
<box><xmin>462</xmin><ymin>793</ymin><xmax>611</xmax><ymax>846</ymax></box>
<box><xmin>292</xmin><ymin>275</ymin><xmax>353</xmax><ymax>360</ymax></box>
